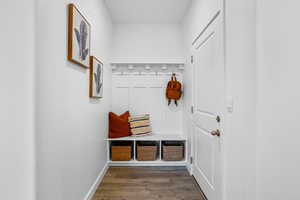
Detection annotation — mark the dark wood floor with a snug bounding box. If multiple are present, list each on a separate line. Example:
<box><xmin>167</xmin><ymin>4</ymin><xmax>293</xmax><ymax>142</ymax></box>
<box><xmin>92</xmin><ymin>166</ymin><xmax>205</xmax><ymax>200</ymax></box>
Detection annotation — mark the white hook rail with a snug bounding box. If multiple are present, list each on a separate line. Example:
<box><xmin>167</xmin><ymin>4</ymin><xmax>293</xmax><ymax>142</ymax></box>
<box><xmin>111</xmin><ymin>62</ymin><xmax>184</xmax><ymax>76</ymax></box>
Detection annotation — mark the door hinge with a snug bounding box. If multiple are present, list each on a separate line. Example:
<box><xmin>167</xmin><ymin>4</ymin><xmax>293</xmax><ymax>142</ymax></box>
<box><xmin>190</xmin><ymin>157</ymin><xmax>193</xmax><ymax>164</ymax></box>
<box><xmin>191</xmin><ymin>56</ymin><xmax>194</xmax><ymax>64</ymax></box>
<box><xmin>191</xmin><ymin>106</ymin><xmax>194</xmax><ymax>114</ymax></box>
<box><xmin>216</xmin><ymin>115</ymin><xmax>221</xmax><ymax>123</ymax></box>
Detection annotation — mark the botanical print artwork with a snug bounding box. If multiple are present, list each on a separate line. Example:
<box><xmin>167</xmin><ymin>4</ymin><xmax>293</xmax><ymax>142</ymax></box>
<box><xmin>90</xmin><ymin>56</ymin><xmax>103</xmax><ymax>98</ymax></box>
<box><xmin>74</xmin><ymin>21</ymin><xmax>89</xmax><ymax>61</ymax></box>
<box><xmin>68</xmin><ymin>4</ymin><xmax>91</xmax><ymax>68</ymax></box>
<box><xmin>94</xmin><ymin>63</ymin><xmax>103</xmax><ymax>94</ymax></box>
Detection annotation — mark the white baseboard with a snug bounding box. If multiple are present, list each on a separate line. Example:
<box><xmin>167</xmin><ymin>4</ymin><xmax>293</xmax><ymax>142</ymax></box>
<box><xmin>84</xmin><ymin>163</ymin><xmax>109</xmax><ymax>200</ymax></box>
<box><xmin>108</xmin><ymin>161</ymin><xmax>187</xmax><ymax>167</ymax></box>
<box><xmin>187</xmin><ymin>163</ymin><xmax>193</xmax><ymax>175</ymax></box>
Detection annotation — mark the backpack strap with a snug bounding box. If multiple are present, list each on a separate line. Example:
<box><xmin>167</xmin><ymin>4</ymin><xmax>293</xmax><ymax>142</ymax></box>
<box><xmin>171</xmin><ymin>73</ymin><xmax>177</xmax><ymax>81</ymax></box>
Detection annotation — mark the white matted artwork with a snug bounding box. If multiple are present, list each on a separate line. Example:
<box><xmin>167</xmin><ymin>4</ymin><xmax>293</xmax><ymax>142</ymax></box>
<box><xmin>68</xmin><ymin>4</ymin><xmax>91</xmax><ymax>68</ymax></box>
<box><xmin>89</xmin><ymin>56</ymin><xmax>103</xmax><ymax>98</ymax></box>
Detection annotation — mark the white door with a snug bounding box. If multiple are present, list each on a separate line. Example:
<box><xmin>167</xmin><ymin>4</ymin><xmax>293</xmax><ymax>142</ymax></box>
<box><xmin>191</xmin><ymin>11</ymin><xmax>224</xmax><ymax>200</ymax></box>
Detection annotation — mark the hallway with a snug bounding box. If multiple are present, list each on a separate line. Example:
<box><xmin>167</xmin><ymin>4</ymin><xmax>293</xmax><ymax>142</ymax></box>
<box><xmin>2</xmin><ymin>0</ymin><xmax>300</xmax><ymax>200</ymax></box>
<box><xmin>92</xmin><ymin>167</ymin><xmax>205</xmax><ymax>200</ymax></box>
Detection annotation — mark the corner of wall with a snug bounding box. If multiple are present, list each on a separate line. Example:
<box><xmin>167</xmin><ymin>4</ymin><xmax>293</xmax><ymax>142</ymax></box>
<box><xmin>34</xmin><ymin>0</ymin><xmax>113</xmax><ymax>199</ymax></box>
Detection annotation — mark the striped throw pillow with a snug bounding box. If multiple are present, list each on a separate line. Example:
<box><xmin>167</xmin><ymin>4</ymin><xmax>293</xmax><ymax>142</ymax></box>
<box><xmin>128</xmin><ymin>114</ymin><xmax>152</xmax><ymax>136</ymax></box>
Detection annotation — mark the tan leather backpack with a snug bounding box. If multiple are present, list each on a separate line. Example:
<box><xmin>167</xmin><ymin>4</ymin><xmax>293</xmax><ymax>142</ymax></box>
<box><xmin>166</xmin><ymin>73</ymin><xmax>182</xmax><ymax>106</ymax></box>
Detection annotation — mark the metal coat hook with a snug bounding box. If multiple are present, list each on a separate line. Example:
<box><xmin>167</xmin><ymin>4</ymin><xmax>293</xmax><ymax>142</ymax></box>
<box><xmin>111</xmin><ymin>63</ymin><xmax>184</xmax><ymax>76</ymax></box>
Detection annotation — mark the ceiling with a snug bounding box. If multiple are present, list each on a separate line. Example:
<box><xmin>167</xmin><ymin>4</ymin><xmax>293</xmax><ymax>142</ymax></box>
<box><xmin>104</xmin><ymin>0</ymin><xmax>192</xmax><ymax>24</ymax></box>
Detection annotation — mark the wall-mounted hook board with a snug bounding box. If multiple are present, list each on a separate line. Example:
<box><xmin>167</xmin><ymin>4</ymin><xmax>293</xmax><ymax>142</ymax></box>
<box><xmin>111</xmin><ymin>62</ymin><xmax>184</xmax><ymax>75</ymax></box>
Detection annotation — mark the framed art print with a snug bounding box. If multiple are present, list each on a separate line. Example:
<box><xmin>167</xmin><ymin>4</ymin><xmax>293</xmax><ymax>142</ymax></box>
<box><xmin>68</xmin><ymin>4</ymin><xmax>91</xmax><ymax>68</ymax></box>
<box><xmin>90</xmin><ymin>56</ymin><xmax>103</xmax><ymax>98</ymax></box>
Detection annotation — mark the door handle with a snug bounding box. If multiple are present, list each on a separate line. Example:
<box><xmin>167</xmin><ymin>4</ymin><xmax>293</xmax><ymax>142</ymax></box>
<box><xmin>211</xmin><ymin>129</ymin><xmax>221</xmax><ymax>137</ymax></box>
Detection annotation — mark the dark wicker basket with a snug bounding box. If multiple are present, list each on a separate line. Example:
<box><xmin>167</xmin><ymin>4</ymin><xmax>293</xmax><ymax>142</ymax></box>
<box><xmin>163</xmin><ymin>143</ymin><xmax>184</xmax><ymax>161</ymax></box>
<box><xmin>137</xmin><ymin>142</ymin><xmax>158</xmax><ymax>161</ymax></box>
<box><xmin>111</xmin><ymin>146</ymin><xmax>132</xmax><ymax>161</ymax></box>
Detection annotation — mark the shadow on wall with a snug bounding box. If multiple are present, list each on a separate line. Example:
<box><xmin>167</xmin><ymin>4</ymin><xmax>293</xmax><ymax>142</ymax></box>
<box><xmin>89</xmin><ymin>98</ymin><xmax>102</xmax><ymax>104</ymax></box>
<box><xmin>166</xmin><ymin>100</ymin><xmax>183</xmax><ymax>112</ymax></box>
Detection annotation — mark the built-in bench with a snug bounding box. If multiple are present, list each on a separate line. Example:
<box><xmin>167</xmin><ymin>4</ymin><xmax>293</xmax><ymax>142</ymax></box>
<box><xmin>106</xmin><ymin>134</ymin><xmax>187</xmax><ymax>166</ymax></box>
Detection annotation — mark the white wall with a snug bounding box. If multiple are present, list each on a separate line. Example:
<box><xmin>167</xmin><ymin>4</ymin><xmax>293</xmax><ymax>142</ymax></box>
<box><xmin>35</xmin><ymin>0</ymin><xmax>112</xmax><ymax>200</ymax></box>
<box><xmin>112</xmin><ymin>74</ymin><xmax>183</xmax><ymax>135</ymax></box>
<box><xmin>112</xmin><ymin>23</ymin><xmax>183</xmax><ymax>62</ymax></box>
<box><xmin>256</xmin><ymin>1</ymin><xmax>300</xmax><ymax>199</ymax></box>
<box><xmin>110</xmin><ymin>23</ymin><xmax>184</xmax><ymax>135</ymax></box>
<box><xmin>224</xmin><ymin>0</ymin><xmax>257</xmax><ymax>200</ymax></box>
<box><xmin>0</xmin><ymin>1</ymin><xmax>35</xmax><ymax>200</ymax></box>
<box><xmin>182</xmin><ymin>0</ymin><xmax>257</xmax><ymax>199</ymax></box>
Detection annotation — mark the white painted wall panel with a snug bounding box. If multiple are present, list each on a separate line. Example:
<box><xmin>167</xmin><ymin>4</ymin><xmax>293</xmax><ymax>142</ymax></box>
<box><xmin>257</xmin><ymin>1</ymin><xmax>300</xmax><ymax>199</ymax></box>
<box><xmin>35</xmin><ymin>1</ymin><xmax>112</xmax><ymax>200</ymax></box>
<box><xmin>0</xmin><ymin>1</ymin><xmax>35</xmax><ymax>199</ymax></box>
<box><xmin>112</xmin><ymin>75</ymin><xmax>183</xmax><ymax>135</ymax></box>
<box><xmin>111</xmin><ymin>24</ymin><xmax>184</xmax><ymax>62</ymax></box>
<box><xmin>223</xmin><ymin>1</ymin><xmax>257</xmax><ymax>200</ymax></box>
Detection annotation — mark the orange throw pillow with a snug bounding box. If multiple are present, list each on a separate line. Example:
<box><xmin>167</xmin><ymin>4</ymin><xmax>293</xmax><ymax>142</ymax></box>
<box><xmin>108</xmin><ymin>111</ymin><xmax>131</xmax><ymax>138</ymax></box>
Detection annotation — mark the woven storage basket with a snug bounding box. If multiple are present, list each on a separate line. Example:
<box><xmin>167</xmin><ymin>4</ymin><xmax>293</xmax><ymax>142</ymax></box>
<box><xmin>163</xmin><ymin>144</ymin><xmax>184</xmax><ymax>161</ymax></box>
<box><xmin>137</xmin><ymin>145</ymin><xmax>157</xmax><ymax>161</ymax></box>
<box><xmin>111</xmin><ymin>146</ymin><xmax>132</xmax><ymax>161</ymax></box>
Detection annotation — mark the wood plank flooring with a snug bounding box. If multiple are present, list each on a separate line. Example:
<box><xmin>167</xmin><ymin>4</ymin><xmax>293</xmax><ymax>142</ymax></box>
<box><xmin>92</xmin><ymin>166</ymin><xmax>205</xmax><ymax>200</ymax></box>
